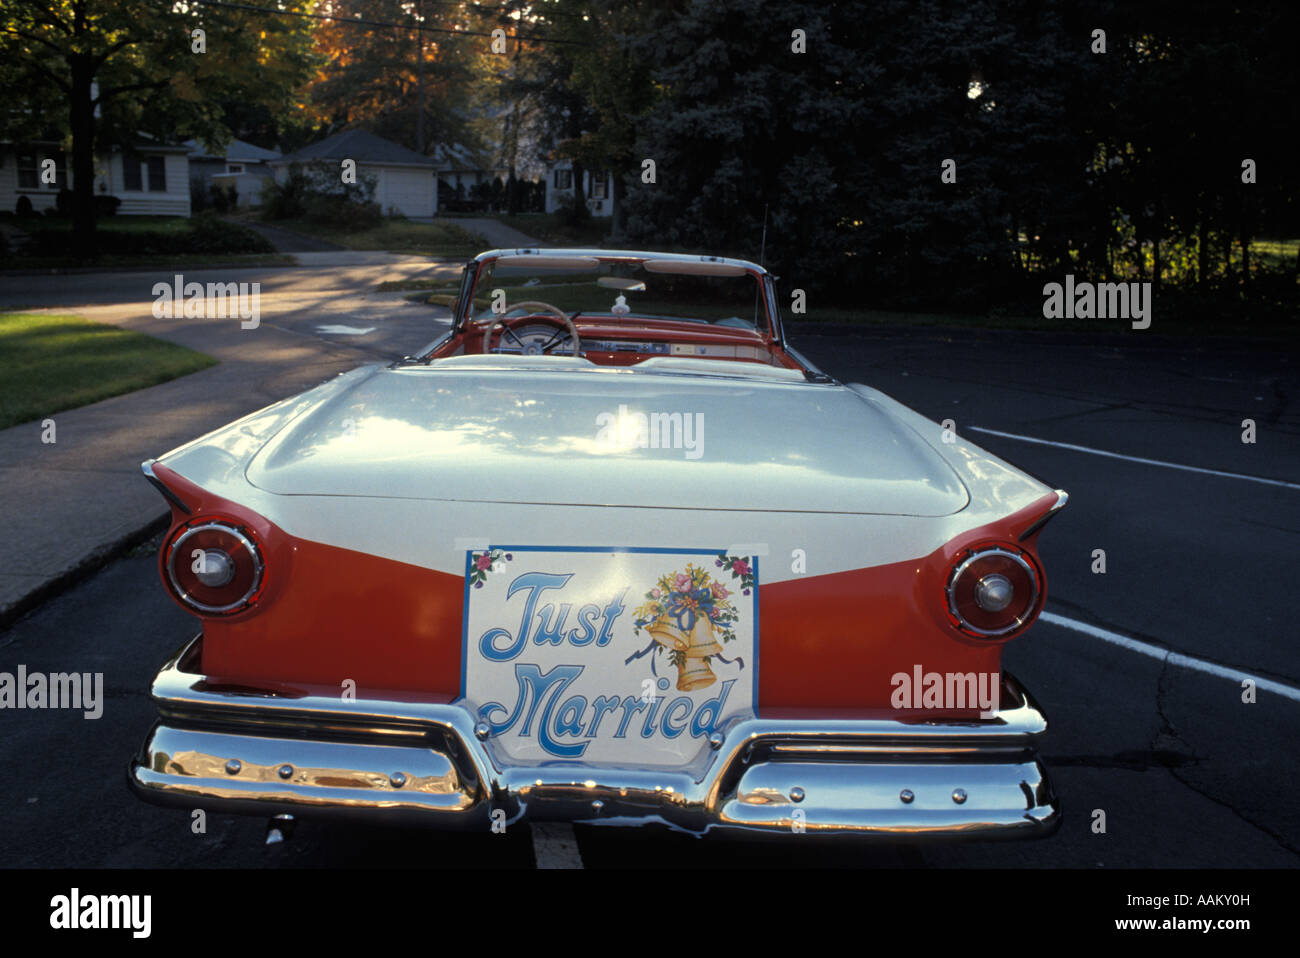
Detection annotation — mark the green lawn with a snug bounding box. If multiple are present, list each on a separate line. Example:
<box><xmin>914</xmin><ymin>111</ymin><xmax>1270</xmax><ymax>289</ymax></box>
<box><xmin>275</xmin><ymin>217</ymin><xmax>486</xmax><ymax>258</ymax></box>
<box><xmin>2</xmin><ymin>252</ymin><xmax>292</xmax><ymax>270</ymax></box>
<box><xmin>0</xmin><ymin>313</ymin><xmax>218</xmax><ymax>429</ymax></box>
<box><xmin>14</xmin><ymin>215</ymin><xmax>193</xmax><ymax>234</ymax></box>
<box><xmin>1252</xmin><ymin>238</ymin><xmax>1299</xmax><ymax>269</ymax></box>
<box><xmin>1</xmin><ymin>214</ymin><xmax>287</xmax><ymax>269</ymax></box>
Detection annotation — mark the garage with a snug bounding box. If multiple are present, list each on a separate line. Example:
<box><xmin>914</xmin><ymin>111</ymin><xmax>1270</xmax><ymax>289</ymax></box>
<box><xmin>269</xmin><ymin>128</ymin><xmax>438</xmax><ymax>220</ymax></box>
<box><xmin>376</xmin><ymin>166</ymin><xmax>434</xmax><ymax>219</ymax></box>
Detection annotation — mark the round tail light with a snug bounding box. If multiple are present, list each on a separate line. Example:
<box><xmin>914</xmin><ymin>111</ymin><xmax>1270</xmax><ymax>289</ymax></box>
<box><xmin>164</xmin><ymin>520</ymin><xmax>265</xmax><ymax>615</ymax></box>
<box><xmin>945</xmin><ymin>545</ymin><xmax>1041</xmax><ymax>638</ymax></box>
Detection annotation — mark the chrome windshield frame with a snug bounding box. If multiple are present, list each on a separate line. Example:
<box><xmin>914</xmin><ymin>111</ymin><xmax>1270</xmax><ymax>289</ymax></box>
<box><xmin>447</xmin><ymin>248</ymin><xmax>777</xmax><ymax>342</ymax></box>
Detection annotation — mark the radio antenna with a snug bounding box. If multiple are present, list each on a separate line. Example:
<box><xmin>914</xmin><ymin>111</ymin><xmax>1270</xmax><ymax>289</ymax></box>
<box><xmin>758</xmin><ymin>203</ymin><xmax>769</xmax><ymax>266</ymax></box>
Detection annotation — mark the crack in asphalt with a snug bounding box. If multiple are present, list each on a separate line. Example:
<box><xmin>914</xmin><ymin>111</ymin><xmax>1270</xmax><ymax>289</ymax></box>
<box><xmin>1264</xmin><ymin>376</ymin><xmax>1289</xmax><ymax>426</ymax></box>
<box><xmin>1044</xmin><ymin>750</ymin><xmax>1198</xmax><ymax>770</ymax></box>
<box><xmin>1153</xmin><ymin>653</ymin><xmax>1300</xmax><ymax>860</ymax></box>
<box><xmin>1024</xmin><ymin>401</ymin><xmax>1136</xmax><ymax>425</ymax></box>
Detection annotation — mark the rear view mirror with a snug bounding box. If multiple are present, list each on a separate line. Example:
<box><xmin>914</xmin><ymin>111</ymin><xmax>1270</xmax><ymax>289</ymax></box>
<box><xmin>597</xmin><ymin>276</ymin><xmax>647</xmax><ymax>292</ymax></box>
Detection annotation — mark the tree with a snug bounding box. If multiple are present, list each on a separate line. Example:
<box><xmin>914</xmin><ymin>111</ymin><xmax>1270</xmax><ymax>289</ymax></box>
<box><xmin>0</xmin><ymin>0</ymin><xmax>315</xmax><ymax>254</ymax></box>
<box><xmin>306</xmin><ymin>0</ymin><xmax>483</xmax><ymax>156</ymax></box>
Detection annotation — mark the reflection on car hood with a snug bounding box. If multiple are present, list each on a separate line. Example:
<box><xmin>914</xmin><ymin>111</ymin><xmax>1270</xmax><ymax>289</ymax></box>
<box><xmin>244</xmin><ymin>364</ymin><xmax>970</xmax><ymax>516</ymax></box>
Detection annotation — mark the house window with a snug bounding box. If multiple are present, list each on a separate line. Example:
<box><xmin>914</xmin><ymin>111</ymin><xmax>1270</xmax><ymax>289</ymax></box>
<box><xmin>17</xmin><ymin>153</ymin><xmax>39</xmax><ymax>190</ymax></box>
<box><xmin>123</xmin><ymin>155</ymin><xmax>142</xmax><ymax>191</ymax></box>
<box><xmin>553</xmin><ymin>168</ymin><xmax>572</xmax><ymax>190</ymax></box>
<box><xmin>591</xmin><ymin>174</ymin><xmax>607</xmax><ymax>200</ymax></box>
<box><xmin>147</xmin><ymin>156</ymin><xmax>167</xmax><ymax>192</ymax></box>
<box><xmin>227</xmin><ymin>163</ymin><xmax>244</xmax><ymax>174</ymax></box>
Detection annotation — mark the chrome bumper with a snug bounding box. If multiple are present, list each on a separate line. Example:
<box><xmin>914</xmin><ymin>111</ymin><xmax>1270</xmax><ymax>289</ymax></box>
<box><xmin>128</xmin><ymin>637</ymin><xmax>1060</xmax><ymax>840</ymax></box>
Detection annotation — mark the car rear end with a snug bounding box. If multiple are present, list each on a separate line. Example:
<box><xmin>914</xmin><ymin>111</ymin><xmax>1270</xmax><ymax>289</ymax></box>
<box><xmin>128</xmin><ymin>362</ymin><xmax>1065</xmax><ymax>839</ymax></box>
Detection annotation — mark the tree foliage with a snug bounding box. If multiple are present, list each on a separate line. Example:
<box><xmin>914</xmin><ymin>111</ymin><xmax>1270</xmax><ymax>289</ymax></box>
<box><xmin>0</xmin><ymin>0</ymin><xmax>316</xmax><ymax>250</ymax></box>
<box><xmin>305</xmin><ymin>0</ymin><xmax>484</xmax><ymax>155</ymax></box>
<box><xmin>589</xmin><ymin>0</ymin><xmax>1299</xmax><ymax>314</ymax></box>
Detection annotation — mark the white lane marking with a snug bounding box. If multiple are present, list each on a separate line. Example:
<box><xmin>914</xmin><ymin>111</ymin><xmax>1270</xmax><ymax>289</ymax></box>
<box><xmin>1040</xmin><ymin>611</ymin><xmax>1300</xmax><ymax>703</ymax></box>
<box><xmin>314</xmin><ymin>324</ymin><xmax>376</xmax><ymax>335</ymax></box>
<box><xmin>969</xmin><ymin>426</ymin><xmax>1300</xmax><ymax>491</ymax></box>
<box><xmin>531</xmin><ymin>822</ymin><xmax>584</xmax><ymax>869</ymax></box>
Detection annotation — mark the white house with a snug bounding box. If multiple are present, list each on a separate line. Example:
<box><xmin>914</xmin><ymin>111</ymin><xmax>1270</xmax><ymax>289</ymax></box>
<box><xmin>545</xmin><ymin>159</ymin><xmax>613</xmax><ymax>218</ymax></box>
<box><xmin>271</xmin><ymin>129</ymin><xmax>437</xmax><ymax>220</ymax></box>
<box><xmin>185</xmin><ymin>138</ymin><xmax>281</xmax><ymax>208</ymax></box>
<box><xmin>433</xmin><ymin>142</ymin><xmax>505</xmax><ymax>206</ymax></box>
<box><xmin>0</xmin><ymin>136</ymin><xmax>191</xmax><ymax>216</ymax></box>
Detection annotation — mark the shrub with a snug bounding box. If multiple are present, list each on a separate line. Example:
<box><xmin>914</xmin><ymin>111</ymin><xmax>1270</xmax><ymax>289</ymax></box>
<box><xmin>55</xmin><ymin>188</ymin><xmax>74</xmax><ymax>217</ymax></box>
<box><xmin>94</xmin><ymin>195</ymin><xmax>121</xmax><ymax>217</ymax></box>
<box><xmin>209</xmin><ymin>183</ymin><xmax>237</xmax><ymax>214</ymax></box>
<box><xmin>303</xmin><ymin>192</ymin><xmax>382</xmax><ymax>229</ymax></box>
<box><xmin>24</xmin><ymin>213</ymin><xmax>275</xmax><ymax>258</ymax></box>
<box><xmin>262</xmin><ymin>159</ymin><xmax>381</xmax><ymax>228</ymax></box>
<box><xmin>190</xmin><ymin>179</ymin><xmax>210</xmax><ymax>213</ymax></box>
<box><xmin>15</xmin><ymin>195</ymin><xmax>35</xmax><ymax>218</ymax></box>
<box><xmin>184</xmin><ymin>212</ymin><xmax>274</xmax><ymax>253</ymax></box>
<box><xmin>261</xmin><ymin>168</ymin><xmax>308</xmax><ymax>219</ymax></box>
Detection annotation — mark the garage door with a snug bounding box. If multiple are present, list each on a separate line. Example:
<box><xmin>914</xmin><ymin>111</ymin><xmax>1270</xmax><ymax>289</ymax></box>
<box><xmin>378</xmin><ymin>168</ymin><xmax>433</xmax><ymax>218</ymax></box>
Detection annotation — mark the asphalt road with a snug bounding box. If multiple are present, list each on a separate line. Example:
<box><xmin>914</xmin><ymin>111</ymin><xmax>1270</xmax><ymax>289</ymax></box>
<box><xmin>1</xmin><ymin>318</ymin><xmax>1297</xmax><ymax>868</ymax></box>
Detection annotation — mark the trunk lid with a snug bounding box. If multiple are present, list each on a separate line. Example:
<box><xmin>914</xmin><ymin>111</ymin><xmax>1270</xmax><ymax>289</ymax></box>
<box><xmin>244</xmin><ymin>364</ymin><xmax>969</xmax><ymax>516</ymax></box>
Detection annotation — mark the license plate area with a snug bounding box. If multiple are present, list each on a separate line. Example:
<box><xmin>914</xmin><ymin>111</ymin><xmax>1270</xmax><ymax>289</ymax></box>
<box><xmin>461</xmin><ymin>547</ymin><xmax>758</xmax><ymax>768</ymax></box>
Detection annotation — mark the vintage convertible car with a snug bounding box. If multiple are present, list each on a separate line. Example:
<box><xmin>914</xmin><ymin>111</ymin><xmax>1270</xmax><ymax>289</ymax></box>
<box><xmin>128</xmin><ymin>248</ymin><xmax>1067</xmax><ymax>840</ymax></box>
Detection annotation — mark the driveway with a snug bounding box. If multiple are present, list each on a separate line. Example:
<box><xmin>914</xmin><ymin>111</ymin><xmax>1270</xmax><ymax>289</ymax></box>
<box><xmin>448</xmin><ymin>217</ymin><xmax>543</xmax><ymax>249</ymax></box>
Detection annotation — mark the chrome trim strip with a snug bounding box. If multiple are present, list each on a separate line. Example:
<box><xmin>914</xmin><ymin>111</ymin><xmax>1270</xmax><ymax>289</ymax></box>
<box><xmin>470</xmin><ymin>248</ymin><xmax>769</xmax><ymax>275</ymax></box>
<box><xmin>449</xmin><ymin>248</ymin><xmax>777</xmax><ymax>343</ymax></box>
<box><xmin>1019</xmin><ymin>488</ymin><xmax>1070</xmax><ymax>541</ymax></box>
<box><xmin>141</xmin><ymin>459</ymin><xmax>191</xmax><ymax>515</ymax></box>
<box><xmin>129</xmin><ymin>636</ymin><xmax>1058</xmax><ymax>839</ymax></box>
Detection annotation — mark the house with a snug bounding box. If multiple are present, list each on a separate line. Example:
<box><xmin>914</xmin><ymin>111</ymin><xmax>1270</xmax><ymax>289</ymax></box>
<box><xmin>433</xmin><ymin>142</ymin><xmax>505</xmax><ymax>211</ymax></box>
<box><xmin>185</xmin><ymin>138</ymin><xmax>281</xmax><ymax>207</ymax></box>
<box><xmin>0</xmin><ymin>136</ymin><xmax>191</xmax><ymax>216</ymax></box>
<box><xmin>271</xmin><ymin>129</ymin><xmax>437</xmax><ymax>220</ymax></box>
<box><xmin>545</xmin><ymin>159</ymin><xmax>613</xmax><ymax>218</ymax></box>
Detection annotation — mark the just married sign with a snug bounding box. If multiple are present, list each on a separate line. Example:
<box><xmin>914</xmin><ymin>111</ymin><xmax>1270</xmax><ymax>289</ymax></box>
<box><xmin>461</xmin><ymin>547</ymin><xmax>759</xmax><ymax>767</ymax></box>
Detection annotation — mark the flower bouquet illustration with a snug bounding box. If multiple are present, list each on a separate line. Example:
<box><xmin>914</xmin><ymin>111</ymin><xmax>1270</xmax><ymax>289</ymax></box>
<box><xmin>629</xmin><ymin>557</ymin><xmax>750</xmax><ymax>691</ymax></box>
<box><xmin>468</xmin><ymin>549</ymin><xmax>511</xmax><ymax>589</ymax></box>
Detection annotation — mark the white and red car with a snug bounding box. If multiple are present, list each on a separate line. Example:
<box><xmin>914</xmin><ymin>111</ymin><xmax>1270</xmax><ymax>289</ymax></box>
<box><xmin>129</xmin><ymin>249</ymin><xmax>1066</xmax><ymax>839</ymax></box>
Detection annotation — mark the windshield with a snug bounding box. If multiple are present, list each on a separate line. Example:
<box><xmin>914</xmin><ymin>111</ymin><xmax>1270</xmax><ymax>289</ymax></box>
<box><xmin>461</xmin><ymin>256</ymin><xmax>770</xmax><ymax>332</ymax></box>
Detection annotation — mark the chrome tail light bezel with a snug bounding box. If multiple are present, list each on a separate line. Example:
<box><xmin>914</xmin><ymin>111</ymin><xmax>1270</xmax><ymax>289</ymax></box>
<box><xmin>164</xmin><ymin>520</ymin><xmax>265</xmax><ymax>615</ymax></box>
<box><xmin>945</xmin><ymin>544</ymin><xmax>1042</xmax><ymax>639</ymax></box>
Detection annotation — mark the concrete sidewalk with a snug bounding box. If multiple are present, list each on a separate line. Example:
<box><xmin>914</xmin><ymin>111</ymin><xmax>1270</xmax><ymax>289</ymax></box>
<box><xmin>0</xmin><ymin>308</ymin><xmax>380</xmax><ymax>628</ymax></box>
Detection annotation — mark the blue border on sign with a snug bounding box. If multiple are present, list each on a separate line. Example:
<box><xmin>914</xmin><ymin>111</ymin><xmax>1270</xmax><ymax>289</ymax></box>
<box><xmin>458</xmin><ymin>545</ymin><xmax>762</xmax><ymax>710</ymax></box>
<box><xmin>458</xmin><ymin>548</ymin><xmax>475</xmax><ymax>698</ymax></box>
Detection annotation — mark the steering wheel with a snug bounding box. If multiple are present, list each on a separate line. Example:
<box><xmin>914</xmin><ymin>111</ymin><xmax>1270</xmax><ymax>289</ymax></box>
<box><xmin>482</xmin><ymin>301</ymin><xmax>582</xmax><ymax>356</ymax></box>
